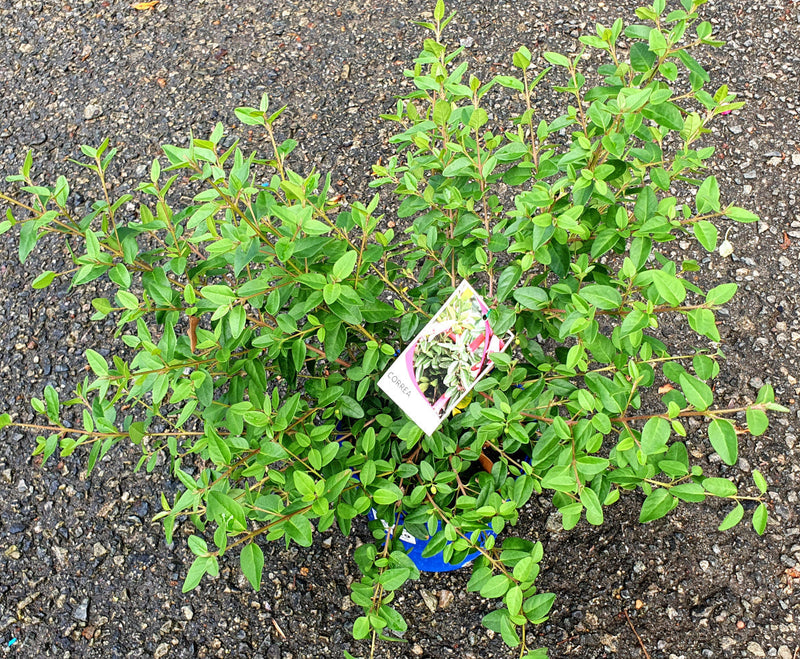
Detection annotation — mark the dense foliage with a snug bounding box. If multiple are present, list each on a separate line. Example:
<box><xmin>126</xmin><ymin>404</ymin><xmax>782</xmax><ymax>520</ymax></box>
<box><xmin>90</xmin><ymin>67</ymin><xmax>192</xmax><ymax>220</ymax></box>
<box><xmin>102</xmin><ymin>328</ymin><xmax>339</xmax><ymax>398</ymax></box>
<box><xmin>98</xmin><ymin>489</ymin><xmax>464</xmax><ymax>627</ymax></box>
<box><xmin>0</xmin><ymin>0</ymin><xmax>784</xmax><ymax>655</ymax></box>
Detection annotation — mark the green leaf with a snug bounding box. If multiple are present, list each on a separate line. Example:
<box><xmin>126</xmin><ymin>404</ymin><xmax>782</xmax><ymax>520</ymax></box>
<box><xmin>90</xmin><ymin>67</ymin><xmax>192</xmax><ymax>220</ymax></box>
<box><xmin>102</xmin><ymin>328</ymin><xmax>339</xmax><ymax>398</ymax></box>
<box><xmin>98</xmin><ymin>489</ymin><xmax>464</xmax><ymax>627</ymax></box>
<box><xmin>353</xmin><ymin>616</ymin><xmax>371</xmax><ymax>640</ymax></box>
<box><xmin>291</xmin><ymin>338</ymin><xmax>307</xmax><ymax>372</ymax></box>
<box><xmin>85</xmin><ymin>349</ymin><xmax>109</xmax><ymax>375</ymax></box>
<box><xmin>207</xmin><ymin>490</ymin><xmax>247</xmax><ymax>531</ymax></box>
<box><xmin>718</xmin><ymin>503</ymin><xmax>744</xmax><ymax>531</ymax></box>
<box><xmin>708</xmin><ymin>418</ymin><xmax>738</xmax><ymax>465</ymax></box>
<box><xmin>693</xmin><ymin>354</ymin><xmax>717</xmax><ymax>380</ymax></box>
<box><xmin>207</xmin><ymin>430</ymin><xmax>232</xmax><ymax>466</ymax></box>
<box><xmin>505</xmin><ymin>585</ymin><xmax>523</xmax><ymax>616</ymax></box>
<box><xmin>649</xmin><ymin>167</ymin><xmax>670</xmax><ymax>191</ymax></box>
<box><xmin>639</xmin><ymin>488</ymin><xmax>676</xmax><ymax>523</ymax></box>
<box><xmin>116</xmin><ymin>290</ymin><xmax>139</xmax><ymax>310</ymax></box>
<box><xmin>182</xmin><ymin>555</ymin><xmax>211</xmax><ymax>592</ymax></box>
<box><xmin>705</xmin><ymin>283</ymin><xmax>737</xmax><ymax>306</ymax></box>
<box><xmin>756</xmin><ymin>383</ymin><xmax>775</xmax><ymax>404</ymax></box>
<box><xmin>188</xmin><ymin>535</ymin><xmax>208</xmax><ymax>556</ymax></box>
<box><xmin>726</xmin><ymin>206</ymin><xmax>759</xmax><ymax>223</ymax></box>
<box><xmin>696</xmin><ymin>176</ymin><xmax>720</xmax><ymax>213</ymax></box>
<box><xmin>201</xmin><ymin>284</ymin><xmax>236</xmax><ymax>305</ymax></box>
<box><xmin>294</xmin><ymin>469</ymin><xmax>317</xmax><ymax>498</ymax></box>
<box><xmin>679</xmin><ymin>373</ymin><xmax>713</xmax><ymax>411</ymax></box>
<box><xmin>109</xmin><ymin>263</ymin><xmax>132</xmax><ymax>289</ymax></box>
<box><xmin>633</xmin><ymin>186</ymin><xmax>657</xmax><ymax>222</ymax></box>
<box><xmin>677</xmin><ymin>49</ymin><xmax>709</xmax><ymax>82</ymax></box>
<box><xmin>380</xmin><ymin>567</ymin><xmax>411</xmax><ymax>591</ymax></box>
<box><xmin>630</xmin><ymin>42</ymin><xmax>656</xmax><ymax>72</ymax></box>
<box><xmin>500</xmin><ymin>614</ymin><xmax>520</xmax><ymax>647</ymax></box>
<box><xmin>540</xmin><ymin>465</ymin><xmax>578</xmax><ymax>493</ymax></box>
<box><xmin>442</xmin><ymin>156</ymin><xmax>475</xmax><ymax>177</ymax></box>
<box><xmin>31</xmin><ymin>271</ymin><xmax>56</xmax><ymax>289</ymax></box>
<box><xmin>44</xmin><ymin>385</ymin><xmax>59</xmax><ymax>422</ymax></box>
<box><xmin>522</xmin><ymin>592</ymin><xmax>556</xmax><ymax>623</ymax></box>
<box><xmin>576</xmin><ymin>456</ymin><xmax>610</xmax><ymax>478</ymax></box>
<box><xmin>642</xmin><ymin>102</ymin><xmax>683</xmax><ymax>130</ymax></box>
<box><xmin>512</xmin><ymin>557</ymin><xmax>539</xmax><ymax>583</ymax></box>
<box><xmin>234</xmin><ymin>107</ymin><xmax>266</xmax><ymax>126</ymax></box>
<box><xmin>240</xmin><ymin>543</ymin><xmax>265</xmax><ymax>591</ymax></box>
<box><xmin>332</xmin><ymin>250</ymin><xmax>358</xmax><ymax>280</ymax></box>
<box><xmin>746</xmin><ymin>408</ymin><xmax>768</xmax><ymax>436</ymax></box>
<box><xmin>379</xmin><ymin>604</ymin><xmax>408</xmax><ymax>633</ymax></box>
<box><xmin>591</xmin><ymin>228</ymin><xmax>623</xmax><ymax>258</ymax></box>
<box><xmin>513</xmin><ymin>286</ymin><xmax>548</xmax><ymax>310</ymax></box>
<box><xmin>480</xmin><ymin>574</ymin><xmax>512</xmax><ymax>598</ymax></box>
<box><xmin>651</xmin><ymin>269</ymin><xmax>686</xmax><ymax>306</ymax></box>
<box><xmin>19</xmin><ymin>220</ymin><xmax>39</xmax><ymax>264</ymax></box>
<box><xmin>620</xmin><ymin>309</ymin><xmax>650</xmax><ymax>337</ymax></box>
<box><xmin>339</xmin><ymin>395</ymin><xmax>364</xmax><ymax>419</ymax></box>
<box><xmin>752</xmin><ymin>503</ymin><xmax>768</xmax><ymax>535</ymax></box>
<box><xmin>687</xmin><ymin>308</ymin><xmax>720</xmax><ymax>342</ymax></box>
<box><xmin>670</xmin><ymin>482</ymin><xmax>706</xmax><ymax>503</ymax></box>
<box><xmin>579</xmin><ymin>284</ymin><xmax>622</xmax><ymax>310</ymax></box>
<box><xmin>752</xmin><ymin>470</ymin><xmax>768</xmax><ymax>494</ymax></box>
<box><xmin>579</xmin><ymin>487</ymin><xmax>604</xmax><ymax>525</ymax></box>
<box><xmin>496</xmin><ymin>265</ymin><xmax>522</xmax><ymax>302</ymax></box>
<box><xmin>0</xmin><ymin>413</ymin><xmax>11</xmax><ymax>431</ymax></box>
<box><xmin>372</xmin><ymin>485</ymin><xmax>403</xmax><ymax>505</ymax></box>
<box><xmin>640</xmin><ymin>416</ymin><xmax>670</xmax><ymax>455</ymax></box>
<box><xmin>702</xmin><ymin>477</ymin><xmax>737</xmax><ymax>497</ymax></box>
<box><xmin>543</xmin><ymin>51</ymin><xmax>571</xmax><ymax>67</ymax></box>
<box><xmin>693</xmin><ymin>220</ymin><xmax>718</xmax><ymax>251</ymax></box>
<box><xmin>512</xmin><ymin>46</ymin><xmax>532</xmax><ymax>69</ymax></box>
<box><xmin>323</xmin><ymin>282</ymin><xmax>340</xmax><ymax>306</ymax></box>
<box><xmin>286</xmin><ymin>515</ymin><xmax>314</xmax><ymax>547</ymax></box>
<box><xmin>228</xmin><ymin>305</ymin><xmax>246</xmax><ymax>339</ymax></box>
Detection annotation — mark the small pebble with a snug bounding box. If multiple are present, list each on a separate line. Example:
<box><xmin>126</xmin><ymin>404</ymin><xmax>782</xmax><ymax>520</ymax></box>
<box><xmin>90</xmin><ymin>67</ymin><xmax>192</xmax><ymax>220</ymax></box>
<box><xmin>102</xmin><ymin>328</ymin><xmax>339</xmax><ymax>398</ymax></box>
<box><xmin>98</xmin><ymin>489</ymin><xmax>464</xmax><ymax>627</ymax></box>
<box><xmin>545</xmin><ymin>512</ymin><xmax>562</xmax><ymax>532</ymax></box>
<box><xmin>420</xmin><ymin>589</ymin><xmax>437</xmax><ymax>613</ymax></box>
<box><xmin>83</xmin><ymin>104</ymin><xmax>103</xmax><ymax>120</ymax></box>
<box><xmin>438</xmin><ymin>589</ymin><xmax>454</xmax><ymax>610</ymax></box>
<box><xmin>182</xmin><ymin>605</ymin><xmax>194</xmax><ymax>621</ymax></box>
<box><xmin>72</xmin><ymin>598</ymin><xmax>89</xmax><ymax>622</ymax></box>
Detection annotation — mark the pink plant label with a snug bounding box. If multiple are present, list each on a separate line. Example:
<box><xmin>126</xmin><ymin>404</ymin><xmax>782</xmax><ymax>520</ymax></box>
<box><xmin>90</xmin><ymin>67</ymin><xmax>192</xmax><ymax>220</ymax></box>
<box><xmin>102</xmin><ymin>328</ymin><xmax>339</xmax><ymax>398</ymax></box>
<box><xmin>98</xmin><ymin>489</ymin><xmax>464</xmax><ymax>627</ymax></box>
<box><xmin>378</xmin><ymin>280</ymin><xmax>513</xmax><ymax>436</ymax></box>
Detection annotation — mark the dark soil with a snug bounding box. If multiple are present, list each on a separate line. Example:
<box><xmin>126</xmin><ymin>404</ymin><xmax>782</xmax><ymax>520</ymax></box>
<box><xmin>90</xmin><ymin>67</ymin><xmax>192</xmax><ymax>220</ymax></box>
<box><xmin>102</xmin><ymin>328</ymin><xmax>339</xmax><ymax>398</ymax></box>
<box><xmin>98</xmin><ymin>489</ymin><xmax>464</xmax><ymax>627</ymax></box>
<box><xmin>1</xmin><ymin>0</ymin><xmax>799</xmax><ymax>657</ymax></box>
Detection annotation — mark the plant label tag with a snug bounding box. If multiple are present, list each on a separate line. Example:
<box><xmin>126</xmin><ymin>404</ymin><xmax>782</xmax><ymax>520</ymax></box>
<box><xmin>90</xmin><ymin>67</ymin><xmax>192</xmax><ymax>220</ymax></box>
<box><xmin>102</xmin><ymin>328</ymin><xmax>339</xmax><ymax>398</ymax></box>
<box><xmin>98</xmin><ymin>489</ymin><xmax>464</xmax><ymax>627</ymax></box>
<box><xmin>378</xmin><ymin>280</ymin><xmax>513</xmax><ymax>436</ymax></box>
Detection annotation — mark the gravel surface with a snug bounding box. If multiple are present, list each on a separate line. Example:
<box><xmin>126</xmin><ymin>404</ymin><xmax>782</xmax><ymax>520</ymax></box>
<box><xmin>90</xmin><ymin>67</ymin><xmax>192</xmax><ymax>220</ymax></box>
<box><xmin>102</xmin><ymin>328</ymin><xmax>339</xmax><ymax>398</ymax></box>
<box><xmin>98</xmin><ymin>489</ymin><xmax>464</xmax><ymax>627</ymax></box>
<box><xmin>1</xmin><ymin>0</ymin><xmax>799</xmax><ymax>657</ymax></box>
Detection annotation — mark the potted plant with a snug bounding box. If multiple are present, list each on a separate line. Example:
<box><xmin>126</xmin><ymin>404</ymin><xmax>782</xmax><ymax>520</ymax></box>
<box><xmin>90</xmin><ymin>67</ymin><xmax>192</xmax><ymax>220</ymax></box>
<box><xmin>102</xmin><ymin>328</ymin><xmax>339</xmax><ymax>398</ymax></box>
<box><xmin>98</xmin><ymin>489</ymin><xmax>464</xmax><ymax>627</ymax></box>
<box><xmin>0</xmin><ymin>0</ymin><xmax>784</xmax><ymax>656</ymax></box>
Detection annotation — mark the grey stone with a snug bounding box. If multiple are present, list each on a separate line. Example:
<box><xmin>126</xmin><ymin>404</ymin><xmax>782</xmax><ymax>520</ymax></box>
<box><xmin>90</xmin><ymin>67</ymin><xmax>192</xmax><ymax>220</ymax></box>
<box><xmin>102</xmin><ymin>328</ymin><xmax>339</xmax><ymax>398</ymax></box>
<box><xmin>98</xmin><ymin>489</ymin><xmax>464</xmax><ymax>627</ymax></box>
<box><xmin>72</xmin><ymin>598</ymin><xmax>89</xmax><ymax>622</ymax></box>
<box><xmin>83</xmin><ymin>104</ymin><xmax>103</xmax><ymax>120</ymax></box>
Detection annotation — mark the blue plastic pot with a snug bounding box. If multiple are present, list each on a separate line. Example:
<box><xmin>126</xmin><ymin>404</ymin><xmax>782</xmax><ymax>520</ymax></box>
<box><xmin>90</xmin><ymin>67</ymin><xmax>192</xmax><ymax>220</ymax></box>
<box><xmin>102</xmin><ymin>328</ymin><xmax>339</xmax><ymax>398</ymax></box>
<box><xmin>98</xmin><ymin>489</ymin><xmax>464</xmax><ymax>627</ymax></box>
<box><xmin>367</xmin><ymin>509</ymin><xmax>495</xmax><ymax>572</ymax></box>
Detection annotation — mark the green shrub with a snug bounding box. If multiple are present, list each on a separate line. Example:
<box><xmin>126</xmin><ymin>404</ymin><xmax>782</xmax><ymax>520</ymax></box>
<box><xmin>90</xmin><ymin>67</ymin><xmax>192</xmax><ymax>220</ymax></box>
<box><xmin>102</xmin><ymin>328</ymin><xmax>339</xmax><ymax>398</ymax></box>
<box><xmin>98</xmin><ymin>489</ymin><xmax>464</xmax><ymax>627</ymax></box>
<box><xmin>0</xmin><ymin>0</ymin><xmax>784</xmax><ymax>656</ymax></box>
